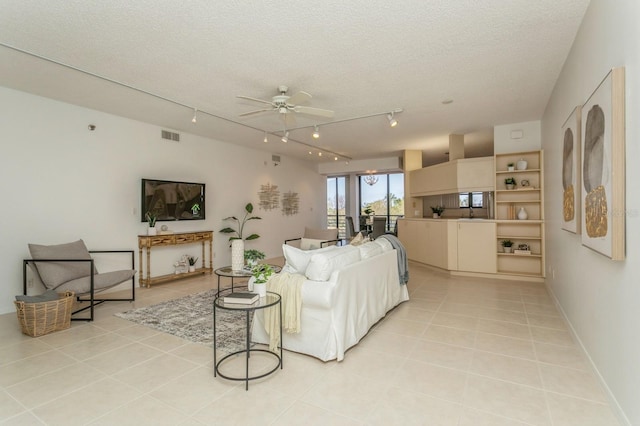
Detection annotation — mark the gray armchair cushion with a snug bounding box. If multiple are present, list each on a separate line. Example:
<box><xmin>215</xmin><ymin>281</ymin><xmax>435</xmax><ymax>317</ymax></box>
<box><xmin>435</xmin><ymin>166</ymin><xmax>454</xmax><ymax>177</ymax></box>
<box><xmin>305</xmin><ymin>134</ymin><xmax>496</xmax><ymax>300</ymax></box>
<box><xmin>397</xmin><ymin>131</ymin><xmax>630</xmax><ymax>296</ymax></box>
<box><xmin>57</xmin><ymin>269</ymin><xmax>135</xmax><ymax>294</ymax></box>
<box><xmin>15</xmin><ymin>289</ymin><xmax>60</xmax><ymax>303</ymax></box>
<box><xmin>28</xmin><ymin>240</ymin><xmax>94</xmax><ymax>289</ymax></box>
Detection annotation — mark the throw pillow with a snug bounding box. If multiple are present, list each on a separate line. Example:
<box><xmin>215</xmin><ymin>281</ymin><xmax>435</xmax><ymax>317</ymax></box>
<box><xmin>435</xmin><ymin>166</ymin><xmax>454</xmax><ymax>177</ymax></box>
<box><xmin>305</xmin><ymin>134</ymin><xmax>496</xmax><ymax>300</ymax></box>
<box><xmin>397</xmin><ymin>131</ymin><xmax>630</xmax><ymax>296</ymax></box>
<box><xmin>28</xmin><ymin>240</ymin><xmax>94</xmax><ymax>289</ymax></box>
<box><xmin>282</xmin><ymin>244</ymin><xmax>338</xmax><ymax>275</ymax></box>
<box><xmin>349</xmin><ymin>232</ymin><xmax>365</xmax><ymax>246</ymax></box>
<box><xmin>300</xmin><ymin>238</ymin><xmax>326</xmax><ymax>250</ymax></box>
<box><xmin>306</xmin><ymin>245</ymin><xmax>361</xmax><ymax>281</ymax></box>
<box><xmin>358</xmin><ymin>241</ymin><xmax>383</xmax><ymax>259</ymax></box>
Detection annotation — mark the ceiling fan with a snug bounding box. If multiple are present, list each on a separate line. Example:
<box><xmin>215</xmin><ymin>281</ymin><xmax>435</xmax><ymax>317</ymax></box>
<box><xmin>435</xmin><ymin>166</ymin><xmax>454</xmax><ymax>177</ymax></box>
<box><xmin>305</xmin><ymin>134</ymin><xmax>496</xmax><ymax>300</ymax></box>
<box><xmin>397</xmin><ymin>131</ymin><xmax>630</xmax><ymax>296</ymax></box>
<box><xmin>237</xmin><ymin>85</ymin><xmax>335</xmax><ymax>118</ymax></box>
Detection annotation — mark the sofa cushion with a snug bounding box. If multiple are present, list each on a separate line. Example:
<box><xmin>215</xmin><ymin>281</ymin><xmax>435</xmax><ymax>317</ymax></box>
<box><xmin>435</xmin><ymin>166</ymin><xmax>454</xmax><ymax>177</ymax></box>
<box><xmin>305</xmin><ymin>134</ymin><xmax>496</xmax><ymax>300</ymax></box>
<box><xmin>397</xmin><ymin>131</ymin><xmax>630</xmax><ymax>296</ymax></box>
<box><xmin>282</xmin><ymin>244</ymin><xmax>338</xmax><ymax>275</ymax></box>
<box><xmin>358</xmin><ymin>241</ymin><xmax>383</xmax><ymax>259</ymax></box>
<box><xmin>28</xmin><ymin>240</ymin><xmax>94</xmax><ymax>289</ymax></box>
<box><xmin>374</xmin><ymin>237</ymin><xmax>394</xmax><ymax>252</ymax></box>
<box><xmin>306</xmin><ymin>245</ymin><xmax>361</xmax><ymax>282</ymax></box>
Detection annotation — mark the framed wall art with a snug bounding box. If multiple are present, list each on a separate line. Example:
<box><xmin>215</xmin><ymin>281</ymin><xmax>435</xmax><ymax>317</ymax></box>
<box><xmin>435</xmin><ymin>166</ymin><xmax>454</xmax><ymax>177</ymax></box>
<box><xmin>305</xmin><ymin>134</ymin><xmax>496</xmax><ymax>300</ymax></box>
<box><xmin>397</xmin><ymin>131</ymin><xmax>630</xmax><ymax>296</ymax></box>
<box><xmin>581</xmin><ymin>67</ymin><xmax>625</xmax><ymax>260</ymax></box>
<box><xmin>561</xmin><ymin>106</ymin><xmax>581</xmax><ymax>233</ymax></box>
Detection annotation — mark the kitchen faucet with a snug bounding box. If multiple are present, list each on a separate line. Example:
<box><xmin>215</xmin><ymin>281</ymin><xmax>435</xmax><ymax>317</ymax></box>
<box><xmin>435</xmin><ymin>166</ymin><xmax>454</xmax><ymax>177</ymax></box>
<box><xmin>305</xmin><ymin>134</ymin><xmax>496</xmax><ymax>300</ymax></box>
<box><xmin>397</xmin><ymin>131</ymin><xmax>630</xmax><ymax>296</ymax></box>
<box><xmin>469</xmin><ymin>206</ymin><xmax>474</xmax><ymax>218</ymax></box>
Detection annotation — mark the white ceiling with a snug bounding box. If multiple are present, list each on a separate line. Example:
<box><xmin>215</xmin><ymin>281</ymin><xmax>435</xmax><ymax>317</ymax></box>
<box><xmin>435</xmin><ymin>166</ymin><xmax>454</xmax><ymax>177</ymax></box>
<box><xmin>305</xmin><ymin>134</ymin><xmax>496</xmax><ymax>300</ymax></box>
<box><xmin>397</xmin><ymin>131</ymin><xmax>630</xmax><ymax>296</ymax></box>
<box><xmin>0</xmin><ymin>0</ymin><xmax>589</xmax><ymax>166</ymax></box>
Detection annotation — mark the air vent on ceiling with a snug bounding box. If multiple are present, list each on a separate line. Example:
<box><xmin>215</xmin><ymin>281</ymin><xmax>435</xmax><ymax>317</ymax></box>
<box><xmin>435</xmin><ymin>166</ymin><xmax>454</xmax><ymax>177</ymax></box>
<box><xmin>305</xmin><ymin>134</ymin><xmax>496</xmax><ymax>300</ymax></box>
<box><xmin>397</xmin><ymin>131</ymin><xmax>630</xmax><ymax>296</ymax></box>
<box><xmin>161</xmin><ymin>130</ymin><xmax>180</xmax><ymax>142</ymax></box>
<box><xmin>272</xmin><ymin>155</ymin><xmax>281</xmax><ymax>163</ymax></box>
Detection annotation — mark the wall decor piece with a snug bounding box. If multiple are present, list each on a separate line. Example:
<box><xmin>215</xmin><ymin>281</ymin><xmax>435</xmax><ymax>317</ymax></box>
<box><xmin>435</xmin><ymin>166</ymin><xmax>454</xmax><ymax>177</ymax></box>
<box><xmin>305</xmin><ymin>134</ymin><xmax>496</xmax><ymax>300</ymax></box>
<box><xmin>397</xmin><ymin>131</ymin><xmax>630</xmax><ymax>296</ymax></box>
<box><xmin>561</xmin><ymin>106</ymin><xmax>581</xmax><ymax>234</ymax></box>
<box><xmin>257</xmin><ymin>182</ymin><xmax>280</xmax><ymax>211</ymax></box>
<box><xmin>281</xmin><ymin>191</ymin><xmax>299</xmax><ymax>216</ymax></box>
<box><xmin>581</xmin><ymin>67</ymin><xmax>625</xmax><ymax>260</ymax></box>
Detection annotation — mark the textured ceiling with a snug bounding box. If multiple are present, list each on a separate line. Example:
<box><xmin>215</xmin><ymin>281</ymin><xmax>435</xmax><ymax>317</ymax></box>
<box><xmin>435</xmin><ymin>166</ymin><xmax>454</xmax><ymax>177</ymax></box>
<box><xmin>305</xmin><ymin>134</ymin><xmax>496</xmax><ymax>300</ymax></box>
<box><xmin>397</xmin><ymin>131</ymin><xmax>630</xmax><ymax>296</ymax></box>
<box><xmin>0</xmin><ymin>0</ymin><xmax>590</xmax><ymax>166</ymax></box>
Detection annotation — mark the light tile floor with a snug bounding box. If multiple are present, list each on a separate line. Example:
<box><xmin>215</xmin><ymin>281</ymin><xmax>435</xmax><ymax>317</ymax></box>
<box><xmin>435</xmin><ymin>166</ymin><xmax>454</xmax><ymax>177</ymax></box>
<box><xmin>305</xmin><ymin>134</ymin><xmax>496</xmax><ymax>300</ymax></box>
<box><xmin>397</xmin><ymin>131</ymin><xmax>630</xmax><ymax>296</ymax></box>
<box><xmin>0</xmin><ymin>262</ymin><xmax>622</xmax><ymax>425</ymax></box>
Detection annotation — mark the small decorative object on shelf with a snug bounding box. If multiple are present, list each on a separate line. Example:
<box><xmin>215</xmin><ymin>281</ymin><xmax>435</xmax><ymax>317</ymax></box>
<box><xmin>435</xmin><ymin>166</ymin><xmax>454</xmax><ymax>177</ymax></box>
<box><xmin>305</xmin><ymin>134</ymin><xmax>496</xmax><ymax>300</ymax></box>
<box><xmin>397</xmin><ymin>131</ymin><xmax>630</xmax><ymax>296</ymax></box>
<box><xmin>514</xmin><ymin>243</ymin><xmax>531</xmax><ymax>255</ymax></box>
<box><xmin>520</xmin><ymin>179</ymin><xmax>530</xmax><ymax>187</ymax></box>
<box><xmin>145</xmin><ymin>211</ymin><xmax>158</xmax><ymax>235</ymax></box>
<box><xmin>505</xmin><ymin>177</ymin><xmax>517</xmax><ymax>190</ymax></box>
<box><xmin>507</xmin><ymin>163</ymin><xmax>515</xmax><ymax>172</ymax></box>
<box><xmin>517</xmin><ymin>207</ymin><xmax>529</xmax><ymax>220</ymax></box>
<box><xmin>501</xmin><ymin>239</ymin><xmax>514</xmax><ymax>253</ymax></box>
<box><xmin>516</xmin><ymin>158</ymin><xmax>528</xmax><ymax>170</ymax></box>
<box><xmin>187</xmin><ymin>255</ymin><xmax>198</xmax><ymax>272</ymax></box>
<box><xmin>430</xmin><ymin>205</ymin><xmax>445</xmax><ymax>218</ymax></box>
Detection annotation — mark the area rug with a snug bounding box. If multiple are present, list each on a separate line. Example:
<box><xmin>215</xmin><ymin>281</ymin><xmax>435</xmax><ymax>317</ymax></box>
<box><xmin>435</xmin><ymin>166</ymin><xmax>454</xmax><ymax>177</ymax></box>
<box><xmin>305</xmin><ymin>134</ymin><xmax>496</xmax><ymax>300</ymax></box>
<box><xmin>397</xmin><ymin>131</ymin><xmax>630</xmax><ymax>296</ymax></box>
<box><xmin>115</xmin><ymin>290</ymin><xmax>250</xmax><ymax>352</ymax></box>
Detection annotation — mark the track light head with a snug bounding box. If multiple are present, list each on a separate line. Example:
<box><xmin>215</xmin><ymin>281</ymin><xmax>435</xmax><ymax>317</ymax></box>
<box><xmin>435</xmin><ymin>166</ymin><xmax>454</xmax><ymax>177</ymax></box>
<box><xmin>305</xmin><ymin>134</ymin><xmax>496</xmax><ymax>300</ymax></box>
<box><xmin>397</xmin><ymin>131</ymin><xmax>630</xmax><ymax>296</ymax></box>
<box><xmin>192</xmin><ymin>108</ymin><xmax>198</xmax><ymax>123</ymax></box>
<box><xmin>312</xmin><ymin>125</ymin><xmax>320</xmax><ymax>139</ymax></box>
<box><xmin>263</xmin><ymin>132</ymin><xmax>268</xmax><ymax>143</ymax></box>
<box><xmin>387</xmin><ymin>113</ymin><xmax>398</xmax><ymax>127</ymax></box>
<box><xmin>281</xmin><ymin>131</ymin><xmax>289</xmax><ymax>143</ymax></box>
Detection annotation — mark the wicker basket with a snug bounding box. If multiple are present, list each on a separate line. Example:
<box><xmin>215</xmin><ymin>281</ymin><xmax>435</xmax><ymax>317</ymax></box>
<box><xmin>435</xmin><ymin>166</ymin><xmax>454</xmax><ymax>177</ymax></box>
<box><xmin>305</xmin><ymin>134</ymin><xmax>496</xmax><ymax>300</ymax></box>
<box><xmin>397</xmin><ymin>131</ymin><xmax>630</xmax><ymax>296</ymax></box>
<box><xmin>14</xmin><ymin>291</ymin><xmax>75</xmax><ymax>337</ymax></box>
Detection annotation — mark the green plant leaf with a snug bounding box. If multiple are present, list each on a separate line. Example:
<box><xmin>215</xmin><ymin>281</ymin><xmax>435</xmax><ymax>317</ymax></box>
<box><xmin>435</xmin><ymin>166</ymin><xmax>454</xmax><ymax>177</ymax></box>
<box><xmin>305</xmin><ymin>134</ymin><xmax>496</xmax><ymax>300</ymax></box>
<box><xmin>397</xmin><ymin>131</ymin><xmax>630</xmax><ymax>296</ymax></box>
<box><xmin>219</xmin><ymin>227</ymin><xmax>237</xmax><ymax>234</ymax></box>
<box><xmin>222</xmin><ymin>216</ymin><xmax>238</xmax><ymax>221</ymax></box>
<box><xmin>245</xmin><ymin>203</ymin><xmax>254</xmax><ymax>214</ymax></box>
<box><xmin>246</xmin><ymin>216</ymin><xmax>262</xmax><ymax>221</ymax></box>
<box><xmin>245</xmin><ymin>234</ymin><xmax>260</xmax><ymax>240</ymax></box>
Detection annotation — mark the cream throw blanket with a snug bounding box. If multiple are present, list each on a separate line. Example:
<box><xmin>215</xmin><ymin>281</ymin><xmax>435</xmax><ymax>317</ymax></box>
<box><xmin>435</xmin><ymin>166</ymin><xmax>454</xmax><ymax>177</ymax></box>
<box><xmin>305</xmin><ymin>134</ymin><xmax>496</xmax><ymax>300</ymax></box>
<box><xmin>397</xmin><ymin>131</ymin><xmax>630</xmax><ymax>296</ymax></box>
<box><xmin>264</xmin><ymin>272</ymin><xmax>304</xmax><ymax>352</ymax></box>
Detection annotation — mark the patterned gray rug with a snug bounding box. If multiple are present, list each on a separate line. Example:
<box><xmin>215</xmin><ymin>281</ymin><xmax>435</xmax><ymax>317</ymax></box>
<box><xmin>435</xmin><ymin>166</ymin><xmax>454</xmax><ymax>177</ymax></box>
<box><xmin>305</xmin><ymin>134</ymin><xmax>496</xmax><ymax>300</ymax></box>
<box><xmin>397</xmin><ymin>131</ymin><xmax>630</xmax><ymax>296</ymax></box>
<box><xmin>115</xmin><ymin>290</ymin><xmax>249</xmax><ymax>351</ymax></box>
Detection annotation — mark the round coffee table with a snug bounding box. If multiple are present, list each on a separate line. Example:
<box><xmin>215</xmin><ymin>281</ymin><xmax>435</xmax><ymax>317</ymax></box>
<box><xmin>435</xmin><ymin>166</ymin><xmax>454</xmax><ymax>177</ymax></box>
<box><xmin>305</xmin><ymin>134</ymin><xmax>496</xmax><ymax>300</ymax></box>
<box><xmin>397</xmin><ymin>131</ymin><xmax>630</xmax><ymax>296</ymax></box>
<box><xmin>214</xmin><ymin>264</ymin><xmax>281</xmax><ymax>294</ymax></box>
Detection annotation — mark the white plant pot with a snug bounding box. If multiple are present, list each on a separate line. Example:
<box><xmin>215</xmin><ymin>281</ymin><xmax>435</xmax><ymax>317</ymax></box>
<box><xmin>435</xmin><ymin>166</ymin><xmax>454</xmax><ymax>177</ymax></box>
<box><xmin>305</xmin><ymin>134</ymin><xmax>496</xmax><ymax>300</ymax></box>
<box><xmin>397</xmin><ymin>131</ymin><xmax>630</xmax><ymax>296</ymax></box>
<box><xmin>507</xmin><ymin>166</ymin><xmax>515</xmax><ymax>172</ymax></box>
<box><xmin>231</xmin><ymin>239</ymin><xmax>244</xmax><ymax>272</ymax></box>
<box><xmin>433</xmin><ymin>213</ymin><xmax>439</xmax><ymax>219</ymax></box>
<box><xmin>147</xmin><ymin>227</ymin><xmax>157</xmax><ymax>236</ymax></box>
<box><xmin>253</xmin><ymin>281</ymin><xmax>267</xmax><ymax>297</ymax></box>
<box><xmin>188</xmin><ymin>265</ymin><xmax>196</xmax><ymax>273</ymax></box>
<box><xmin>504</xmin><ymin>246</ymin><xmax>513</xmax><ymax>253</ymax></box>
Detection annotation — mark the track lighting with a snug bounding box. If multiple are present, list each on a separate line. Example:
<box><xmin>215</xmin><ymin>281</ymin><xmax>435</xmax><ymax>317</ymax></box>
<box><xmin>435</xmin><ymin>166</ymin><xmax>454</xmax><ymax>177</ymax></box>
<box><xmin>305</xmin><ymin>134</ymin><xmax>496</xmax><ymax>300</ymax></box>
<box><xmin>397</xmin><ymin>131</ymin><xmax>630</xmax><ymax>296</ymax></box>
<box><xmin>318</xmin><ymin>152</ymin><xmax>322</xmax><ymax>157</ymax></box>
<box><xmin>334</xmin><ymin>156</ymin><xmax>338</xmax><ymax>161</ymax></box>
<box><xmin>312</xmin><ymin>125</ymin><xmax>320</xmax><ymax>139</ymax></box>
<box><xmin>263</xmin><ymin>132</ymin><xmax>268</xmax><ymax>143</ymax></box>
<box><xmin>191</xmin><ymin>108</ymin><xmax>197</xmax><ymax>123</ymax></box>
<box><xmin>281</xmin><ymin>131</ymin><xmax>289</xmax><ymax>143</ymax></box>
<box><xmin>387</xmin><ymin>112</ymin><xmax>397</xmax><ymax>127</ymax></box>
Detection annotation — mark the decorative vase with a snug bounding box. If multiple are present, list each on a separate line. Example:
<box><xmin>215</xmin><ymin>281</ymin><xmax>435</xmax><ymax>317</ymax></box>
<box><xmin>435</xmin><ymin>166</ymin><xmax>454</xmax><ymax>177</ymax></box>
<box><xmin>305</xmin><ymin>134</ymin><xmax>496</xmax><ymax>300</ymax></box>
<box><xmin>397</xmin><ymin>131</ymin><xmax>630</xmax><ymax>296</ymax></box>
<box><xmin>516</xmin><ymin>159</ymin><xmax>528</xmax><ymax>170</ymax></box>
<box><xmin>253</xmin><ymin>281</ymin><xmax>267</xmax><ymax>297</ymax></box>
<box><xmin>231</xmin><ymin>239</ymin><xmax>244</xmax><ymax>272</ymax></box>
<box><xmin>518</xmin><ymin>207</ymin><xmax>528</xmax><ymax>220</ymax></box>
<box><xmin>148</xmin><ymin>227</ymin><xmax>157</xmax><ymax>236</ymax></box>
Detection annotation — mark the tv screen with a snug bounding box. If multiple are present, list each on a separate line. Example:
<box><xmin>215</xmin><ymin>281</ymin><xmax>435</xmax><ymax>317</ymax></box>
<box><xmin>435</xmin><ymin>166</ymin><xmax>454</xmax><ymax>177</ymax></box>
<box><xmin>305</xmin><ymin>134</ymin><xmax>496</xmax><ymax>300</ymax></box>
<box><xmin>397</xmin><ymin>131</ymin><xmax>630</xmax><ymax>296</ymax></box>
<box><xmin>141</xmin><ymin>179</ymin><xmax>205</xmax><ymax>222</ymax></box>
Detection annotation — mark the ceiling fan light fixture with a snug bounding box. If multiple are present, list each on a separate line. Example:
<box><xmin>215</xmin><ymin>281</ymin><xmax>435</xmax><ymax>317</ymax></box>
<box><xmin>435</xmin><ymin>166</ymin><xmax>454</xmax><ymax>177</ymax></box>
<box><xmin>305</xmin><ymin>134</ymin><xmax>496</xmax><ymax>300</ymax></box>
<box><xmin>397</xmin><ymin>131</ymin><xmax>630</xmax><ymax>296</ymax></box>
<box><xmin>312</xmin><ymin>126</ymin><xmax>320</xmax><ymax>139</ymax></box>
<box><xmin>387</xmin><ymin>113</ymin><xmax>398</xmax><ymax>127</ymax></box>
<box><xmin>281</xmin><ymin>131</ymin><xmax>289</xmax><ymax>143</ymax></box>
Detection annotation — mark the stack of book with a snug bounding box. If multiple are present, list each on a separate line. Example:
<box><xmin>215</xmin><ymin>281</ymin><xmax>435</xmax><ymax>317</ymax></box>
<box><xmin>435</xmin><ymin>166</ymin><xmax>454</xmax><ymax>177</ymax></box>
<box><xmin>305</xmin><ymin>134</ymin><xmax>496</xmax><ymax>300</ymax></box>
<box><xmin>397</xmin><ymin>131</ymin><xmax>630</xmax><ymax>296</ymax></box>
<box><xmin>223</xmin><ymin>292</ymin><xmax>259</xmax><ymax>305</ymax></box>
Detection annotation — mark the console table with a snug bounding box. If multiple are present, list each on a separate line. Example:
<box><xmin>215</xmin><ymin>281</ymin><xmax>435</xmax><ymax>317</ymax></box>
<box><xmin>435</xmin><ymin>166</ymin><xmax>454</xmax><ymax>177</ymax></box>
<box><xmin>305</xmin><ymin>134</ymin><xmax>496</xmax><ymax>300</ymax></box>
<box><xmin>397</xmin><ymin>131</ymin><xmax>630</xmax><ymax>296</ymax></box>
<box><xmin>138</xmin><ymin>231</ymin><xmax>213</xmax><ymax>287</ymax></box>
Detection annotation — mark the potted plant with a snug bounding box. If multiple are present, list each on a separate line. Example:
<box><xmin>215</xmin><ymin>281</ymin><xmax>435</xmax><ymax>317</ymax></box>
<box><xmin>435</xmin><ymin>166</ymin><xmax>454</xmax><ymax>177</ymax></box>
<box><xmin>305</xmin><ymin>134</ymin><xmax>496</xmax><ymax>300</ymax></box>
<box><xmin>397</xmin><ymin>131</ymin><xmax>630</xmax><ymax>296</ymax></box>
<box><xmin>501</xmin><ymin>239</ymin><xmax>514</xmax><ymax>253</ymax></box>
<box><xmin>504</xmin><ymin>177</ymin><xmax>517</xmax><ymax>190</ymax></box>
<box><xmin>507</xmin><ymin>162</ymin><xmax>515</xmax><ymax>172</ymax></box>
<box><xmin>187</xmin><ymin>255</ymin><xmax>198</xmax><ymax>272</ymax></box>
<box><xmin>145</xmin><ymin>211</ymin><xmax>158</xmax><ymax>235</ymax></box>
<box><xmin>430</xmin><ymin>205</ymin><xmax>445</xmax><ymax>218</ymax></box>
<box><xmin>250</xmin><ymin>263</ymin><xmax>274</xmax><ymax>297</ymax></box>
<box><xmin>244</xmin><ymin>249</ymin><xmax>265</xmax><ymax>268</ymax></box>
<box><xmin>220</xmin><ymin>203</ymin><xmax>261</xmax><ymax>272</ymax></box>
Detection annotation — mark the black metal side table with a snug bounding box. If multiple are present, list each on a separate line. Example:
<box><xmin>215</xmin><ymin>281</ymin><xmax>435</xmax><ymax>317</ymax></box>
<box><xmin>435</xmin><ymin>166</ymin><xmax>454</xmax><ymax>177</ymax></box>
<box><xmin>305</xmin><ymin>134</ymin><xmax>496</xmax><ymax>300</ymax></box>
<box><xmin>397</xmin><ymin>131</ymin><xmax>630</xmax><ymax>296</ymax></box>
<box><xmin>213</xmin><ymin>291</ymin><xmax>282</xmax><ymax>390</ymax></box>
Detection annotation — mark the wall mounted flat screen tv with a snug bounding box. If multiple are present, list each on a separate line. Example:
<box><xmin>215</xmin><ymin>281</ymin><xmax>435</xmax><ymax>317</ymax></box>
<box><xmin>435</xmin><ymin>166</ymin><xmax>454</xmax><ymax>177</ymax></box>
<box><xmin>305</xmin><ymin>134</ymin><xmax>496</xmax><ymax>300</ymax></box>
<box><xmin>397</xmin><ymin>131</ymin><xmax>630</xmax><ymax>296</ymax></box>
<box><xmin>141</xmin><ymin>178</ymin><xmax>205</xmax><ymax>222</ymax></box>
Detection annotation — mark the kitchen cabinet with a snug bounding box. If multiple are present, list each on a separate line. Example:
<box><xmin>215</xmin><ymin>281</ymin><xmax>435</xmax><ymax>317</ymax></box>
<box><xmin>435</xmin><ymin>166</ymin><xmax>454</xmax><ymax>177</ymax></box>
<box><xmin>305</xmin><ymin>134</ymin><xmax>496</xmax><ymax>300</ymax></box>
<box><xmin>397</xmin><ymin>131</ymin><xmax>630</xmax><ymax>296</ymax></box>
<box><xmin>409</xmin><ymin>157</ymin><xmax>494</xmax><ymax>197</ymax></box>
<box><xmin>456</xmin><ymin>221</ymin><xmax>496</xmax><ymax>273</ymax></box>
<box><xmin>398</xmin><ymin>219</ymin><xmax>448</xmax><ymax>269</ymax></box>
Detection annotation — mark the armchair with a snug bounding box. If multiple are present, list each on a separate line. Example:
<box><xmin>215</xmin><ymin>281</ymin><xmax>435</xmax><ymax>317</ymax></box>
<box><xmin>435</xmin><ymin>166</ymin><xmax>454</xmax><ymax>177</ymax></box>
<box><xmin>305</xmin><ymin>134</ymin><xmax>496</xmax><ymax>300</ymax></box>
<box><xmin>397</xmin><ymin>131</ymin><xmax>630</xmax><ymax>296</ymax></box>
<box><xmin>284</xmin><ymin>227</ymin><xmax>341</xmax><ymax>250</ymax></box>
<box><xmin>23</xmin><ymin>239</ymin><xmax>135</xmax><ymax>321</ymax></box>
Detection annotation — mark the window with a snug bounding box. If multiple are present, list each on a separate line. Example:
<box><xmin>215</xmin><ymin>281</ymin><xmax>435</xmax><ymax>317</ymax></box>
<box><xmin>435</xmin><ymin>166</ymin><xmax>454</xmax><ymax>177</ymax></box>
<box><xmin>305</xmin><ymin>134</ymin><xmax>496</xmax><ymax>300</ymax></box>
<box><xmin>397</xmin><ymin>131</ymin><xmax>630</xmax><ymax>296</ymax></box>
<box><xmin>326</xmin><ymin>176</ymin><xmax>347</xmax><ymax>238</ymax></box>
<box><xmin>359</xmin><ymin>173</ymin><xmax>404</xmax><ymax>233</ymax></box>
<box><xmin>459</xmin><ymin>192</ymin><xmax>484</xmax><ymax>208</ymax></box>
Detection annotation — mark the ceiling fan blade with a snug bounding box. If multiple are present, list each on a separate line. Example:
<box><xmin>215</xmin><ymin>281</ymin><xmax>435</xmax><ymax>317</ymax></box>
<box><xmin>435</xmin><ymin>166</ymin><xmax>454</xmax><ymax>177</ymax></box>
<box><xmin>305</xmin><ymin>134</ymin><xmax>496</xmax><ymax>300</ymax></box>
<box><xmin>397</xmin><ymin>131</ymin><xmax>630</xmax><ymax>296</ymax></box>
<box><xmin>237</xmin><ymin>95</ymin><xmax>274</xmax><ymax>106</ymax></box>
<box><xmin>286</xmin><ymin>91</ymin><xmax>312</xmax><ymax>106</ymax></box>
<box><xmin>239</xmin><ymin>108</ymin><xmax>273</xmax><ymax>116</ymax></box>
<box><xmin>293</xmin><ymin>105</ymin><xmax>335</xmax><ymax>118</ymax></box>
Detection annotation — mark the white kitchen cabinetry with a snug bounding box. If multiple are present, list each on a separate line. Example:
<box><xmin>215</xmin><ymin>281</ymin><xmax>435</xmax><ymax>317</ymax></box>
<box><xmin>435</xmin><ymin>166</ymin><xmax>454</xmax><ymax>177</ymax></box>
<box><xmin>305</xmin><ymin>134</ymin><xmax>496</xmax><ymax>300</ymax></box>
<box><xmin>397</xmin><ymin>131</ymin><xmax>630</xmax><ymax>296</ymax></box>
<box><xmin>456</xmin><ymin>221</ymin><xmax>497</xmax><ymax>273</ymax></box>
<box><xmin>409</xmin><ymin>157</ymin><xmax>494</xmax><ymax>197</ymax></box>
<box><xmin>398</xmin><ymin>219</ymin><xmax>449</xmax><ymax>270</ymax></box>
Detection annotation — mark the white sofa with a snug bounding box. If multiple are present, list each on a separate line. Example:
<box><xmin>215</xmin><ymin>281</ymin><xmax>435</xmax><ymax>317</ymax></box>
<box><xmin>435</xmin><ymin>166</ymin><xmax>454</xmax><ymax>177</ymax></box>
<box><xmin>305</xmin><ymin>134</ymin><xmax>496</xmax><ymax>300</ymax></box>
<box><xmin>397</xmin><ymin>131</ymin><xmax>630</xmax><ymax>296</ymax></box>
<box><xmin>252</xmin><ymin>240</ymin><xmax>409</xmax><ymax>361</ymax></box>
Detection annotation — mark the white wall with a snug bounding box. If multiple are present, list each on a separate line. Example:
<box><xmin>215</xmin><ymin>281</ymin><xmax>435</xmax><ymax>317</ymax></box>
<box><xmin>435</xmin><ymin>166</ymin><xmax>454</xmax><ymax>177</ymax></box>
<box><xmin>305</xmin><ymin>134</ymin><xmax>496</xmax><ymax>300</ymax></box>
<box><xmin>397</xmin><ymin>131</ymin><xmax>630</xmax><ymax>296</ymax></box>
<box><xmin>541</xmin><ymin>1</ymin><xmax>640</xmax><ymax>424</ymax></box>
<box><xmin>494</xmin><ymin>120</ymin><xmax>541</xmax><ymax>153</ymax></box>
<box><xmin>0</xmin><ymin>87</ymin><xmax>324</xmax><ymax>314</ymax></box>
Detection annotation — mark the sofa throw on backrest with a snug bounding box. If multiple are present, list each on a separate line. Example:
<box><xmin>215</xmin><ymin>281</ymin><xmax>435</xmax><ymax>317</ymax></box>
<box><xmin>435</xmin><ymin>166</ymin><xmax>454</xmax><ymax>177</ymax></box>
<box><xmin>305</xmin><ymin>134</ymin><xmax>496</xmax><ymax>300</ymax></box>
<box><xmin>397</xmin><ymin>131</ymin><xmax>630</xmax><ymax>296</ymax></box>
<box><xmin>28</xmin><ymin>239</ymin><xmax>94</xmax><ymax>290</ymax></box>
